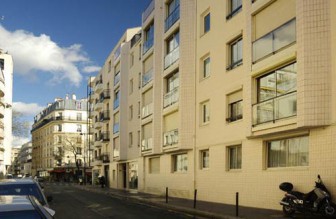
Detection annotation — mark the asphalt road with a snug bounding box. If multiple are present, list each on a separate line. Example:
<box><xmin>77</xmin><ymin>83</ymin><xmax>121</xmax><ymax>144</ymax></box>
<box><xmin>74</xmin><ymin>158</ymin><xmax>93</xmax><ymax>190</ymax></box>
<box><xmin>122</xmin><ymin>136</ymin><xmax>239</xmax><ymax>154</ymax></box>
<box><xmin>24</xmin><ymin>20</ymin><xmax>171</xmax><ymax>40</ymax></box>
<box><xmin>46</xmin><ymin>183</ymin><xmax>196</xmax><ymax>219</ymax></box>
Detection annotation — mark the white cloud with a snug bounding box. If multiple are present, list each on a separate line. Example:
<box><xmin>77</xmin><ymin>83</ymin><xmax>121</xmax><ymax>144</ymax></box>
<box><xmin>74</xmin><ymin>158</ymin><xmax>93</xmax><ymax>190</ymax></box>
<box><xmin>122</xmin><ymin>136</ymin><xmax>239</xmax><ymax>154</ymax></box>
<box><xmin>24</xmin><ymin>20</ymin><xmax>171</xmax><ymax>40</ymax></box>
<box><xmin>82</xmin><ymin>65</ymin><xmax>101</xmax><ymax>73</ymax></box>
<box><xmin>13</xmin><ymin>102</ymin><xmax>44</xmax><ymax>116</ymax></box>
<box><xmin>12</xmin><ymin>136</ymin><xmax>30</xmax><ymax>148</ymax></box>
<box><xmin>0</xmin><ymin>25</ymin><xmax>95</xmax><ymax>86</ymax></box>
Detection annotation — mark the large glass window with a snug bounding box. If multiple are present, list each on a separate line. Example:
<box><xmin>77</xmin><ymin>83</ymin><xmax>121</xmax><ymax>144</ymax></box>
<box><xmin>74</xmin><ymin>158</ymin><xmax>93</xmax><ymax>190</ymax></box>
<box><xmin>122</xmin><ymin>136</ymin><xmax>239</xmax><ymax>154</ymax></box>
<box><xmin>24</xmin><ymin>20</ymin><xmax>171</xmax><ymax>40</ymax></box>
<box><xmin>165</xmin><ymin>0</ymin><xmax>180</xmax><ymax>32</ymax></box>
<box><xmin>267</xmin><ymin>136</ymin><xmax>309</xmax><ymax>168</ymax></box>
<box><xmin>227</xmin><ymin>37</ymin><xmax>243</xmax><ymax>70</ymax></box>
<box><xmin>227</xmin><ymin>0</ymin><xmax>242</xmax><ymax>19</ymax></box>
<box><xmin>173</xmin><ymin>153</ymin><xmax>188</xmax><ymax>173</ymax></box>
<box><xmin>228</xmin><ymin>145</ymin><xmax>242</xmax><ymax>170</ymax></box>
<box><xmin>167</xmin><ymin>32</ymin><xmax>180</xmax><ymax>54</ymax></box>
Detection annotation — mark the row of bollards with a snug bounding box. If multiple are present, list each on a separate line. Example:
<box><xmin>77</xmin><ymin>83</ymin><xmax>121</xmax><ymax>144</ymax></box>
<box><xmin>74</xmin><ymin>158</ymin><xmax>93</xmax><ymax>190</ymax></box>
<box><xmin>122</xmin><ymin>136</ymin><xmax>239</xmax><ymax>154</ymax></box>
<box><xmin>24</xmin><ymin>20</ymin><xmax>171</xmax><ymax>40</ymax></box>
<box><xmin>165</xmin><ymin>187</ymin><xmax>240</xmax><ymax>217</ymax></box>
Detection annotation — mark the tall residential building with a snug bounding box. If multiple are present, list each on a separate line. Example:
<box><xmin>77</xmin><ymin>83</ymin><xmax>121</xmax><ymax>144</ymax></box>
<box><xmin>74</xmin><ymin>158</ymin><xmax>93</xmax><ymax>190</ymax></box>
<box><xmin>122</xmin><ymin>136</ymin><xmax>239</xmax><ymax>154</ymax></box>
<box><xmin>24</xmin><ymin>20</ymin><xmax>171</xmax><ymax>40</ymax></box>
<box><xmin>0</xmin><ymin>49</ymin><xmax>13</xmax><ymax>177</ymax></box>
<box><xmin>31</xmin><ymin>95</ymin><xmax>90</xmax><ymax>182</ymax></box>
<box><xmin>18</xmin><ymin>141</ymin><xmax>33</xmax><ymax>176</ymax></box>
<box><xmin>89</xmin><ymin>0</ymin><xmax>336</xmax><ymax>211</ymax></box>
<box><xmin>89</xmin><ymin>27</ymin><xmax>141</xmax><ymax>188</ymax></box>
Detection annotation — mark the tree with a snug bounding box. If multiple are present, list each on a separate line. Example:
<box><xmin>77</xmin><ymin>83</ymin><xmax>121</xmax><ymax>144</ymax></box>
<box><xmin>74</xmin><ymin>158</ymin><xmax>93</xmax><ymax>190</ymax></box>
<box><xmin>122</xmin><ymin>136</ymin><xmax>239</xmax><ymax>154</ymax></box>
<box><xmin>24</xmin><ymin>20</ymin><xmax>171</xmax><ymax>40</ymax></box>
<box><xmin>12</xmin><ymin>110</ymin><xmax>30</xmax><ymax>138</ymax></box>
<box><xmin>53</xmin><ymin>135</ymin><xmax>84</xmax><ymax>178</ymax></box>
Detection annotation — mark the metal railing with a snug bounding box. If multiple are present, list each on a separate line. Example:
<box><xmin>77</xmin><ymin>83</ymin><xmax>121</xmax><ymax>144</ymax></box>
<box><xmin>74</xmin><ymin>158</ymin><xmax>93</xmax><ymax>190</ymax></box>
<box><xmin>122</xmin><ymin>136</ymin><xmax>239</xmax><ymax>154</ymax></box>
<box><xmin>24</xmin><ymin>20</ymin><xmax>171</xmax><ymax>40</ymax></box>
<box><xmin>114</xmin><ymin>71</ymin><xmax>120</xmax><ymax>86</ymax></box>
<box><xmin>163</xmin><ymin>87</ymin><xmax>179</xmax><ymax>108</ymax></box>
<box><xmin>252</xmin><ymin>91</ymin><xmax>297</xmax><ymax>126</ymax></box>
<box><xmin>99</xmin><ymin>110</ymin><xmax>110</xmax><ymax>121</ymax></box>
<box><xmin>141</xmin><ymin>138</ymin><xmax>153</xmax><ymax>151</ymax></box>
<box><xmin>143</xmin><ymin>37</ymin><xmax>154</xmax><ymax>55</ymax></box>
<box><xmin>164</xmin><ymin>47</ymin><xmax>179</xmax><ymax>69</ymax></box>
<box><xmin>100</xmin><ymin>131</ymin><xmax>110</xmax><ymax>142</ymax></box>
<box><xmin>99</xmin><ymin>89</ymin><xmax>110</xmax><ymax>102</ymax></box>
<box><xmin>163</xmin><ymin>129</ymin><xmax>178</xmax><ymax>146</ymax></box>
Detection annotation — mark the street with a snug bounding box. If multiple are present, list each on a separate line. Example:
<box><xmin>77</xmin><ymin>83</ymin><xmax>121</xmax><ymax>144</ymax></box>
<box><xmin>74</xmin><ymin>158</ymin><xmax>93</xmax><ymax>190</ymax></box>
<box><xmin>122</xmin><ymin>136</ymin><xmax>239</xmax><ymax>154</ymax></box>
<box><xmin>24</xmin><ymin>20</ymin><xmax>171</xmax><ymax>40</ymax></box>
<box><xmin>46</xmin><ymin>183</ymin><xmax>197</xmax><ymax>219</ymax></box>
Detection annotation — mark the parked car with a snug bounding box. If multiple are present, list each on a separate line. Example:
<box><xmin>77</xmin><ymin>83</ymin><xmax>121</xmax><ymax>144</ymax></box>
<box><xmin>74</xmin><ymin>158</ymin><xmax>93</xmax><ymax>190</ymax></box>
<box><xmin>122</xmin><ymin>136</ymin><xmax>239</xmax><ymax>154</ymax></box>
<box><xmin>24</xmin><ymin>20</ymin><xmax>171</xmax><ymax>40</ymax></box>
<box><xmin>0</xmin><ymin>195</ymin><xmax>55</xmax><ymax>218</ymax></box>
<box><xmin>5</xmin><ymin>174</ymin><xmax>13</xmax><ymax>179</ymax></box>
<box><xmin>0</xmin><ymin>179</ymin><xmax>52</xmax><ymax>207</ymax></box>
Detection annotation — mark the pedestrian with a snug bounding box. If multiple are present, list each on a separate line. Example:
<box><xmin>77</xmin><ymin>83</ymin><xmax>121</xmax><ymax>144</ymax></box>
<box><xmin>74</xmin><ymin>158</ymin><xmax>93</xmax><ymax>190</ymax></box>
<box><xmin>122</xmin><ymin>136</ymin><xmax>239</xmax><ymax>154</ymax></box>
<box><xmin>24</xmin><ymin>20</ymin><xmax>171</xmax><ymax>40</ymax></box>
<box><xmin>100</xmin><ymin>175</ymin><xmax>105</xmax><ymax>188</ymax></box>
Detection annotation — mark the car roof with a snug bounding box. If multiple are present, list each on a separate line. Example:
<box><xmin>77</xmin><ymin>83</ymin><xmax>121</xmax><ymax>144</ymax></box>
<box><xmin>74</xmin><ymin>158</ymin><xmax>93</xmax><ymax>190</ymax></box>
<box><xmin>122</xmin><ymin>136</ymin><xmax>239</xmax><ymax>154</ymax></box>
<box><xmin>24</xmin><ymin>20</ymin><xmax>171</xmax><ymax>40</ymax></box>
<box><xmin>0</xmin><ymin>195</ymin><xmax>35</xmax><ymax>212</ymax></box>
<box><xmin>0</xmin><ymin>179</ymin><xmax>36</xmax><ymax>185</ymax></box>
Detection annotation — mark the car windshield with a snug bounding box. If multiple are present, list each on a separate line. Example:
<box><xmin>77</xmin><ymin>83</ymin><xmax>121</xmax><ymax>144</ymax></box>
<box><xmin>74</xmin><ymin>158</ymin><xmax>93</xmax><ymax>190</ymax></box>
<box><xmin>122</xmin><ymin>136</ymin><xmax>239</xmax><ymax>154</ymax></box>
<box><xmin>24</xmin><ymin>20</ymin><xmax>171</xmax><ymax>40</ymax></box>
<box><xmin>0</xmin><ymin>210</ymin><xmax>41</xmax><ymax>219</ymax></box>
<box><xmin>0</xmin><ymin>184</ymin><xmax>45</xmax><ymax>205</ymax></box>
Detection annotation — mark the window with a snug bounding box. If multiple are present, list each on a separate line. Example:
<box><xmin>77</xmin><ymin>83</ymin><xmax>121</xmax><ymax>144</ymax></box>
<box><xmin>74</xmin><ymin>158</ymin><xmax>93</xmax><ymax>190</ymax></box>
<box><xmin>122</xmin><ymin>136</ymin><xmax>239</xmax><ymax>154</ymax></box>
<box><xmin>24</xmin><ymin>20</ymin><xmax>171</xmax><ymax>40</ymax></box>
<box><xmin>201</xmin><ymin>101</ymin><xmax>210</xmax><ymax>124</ymax></box>
<box><xmin>173</xmin><ymin>153</ymin><xmax>188</xmax><ymax>173</ymax></box>
<box><xmin>0</xmin><ymin>59</ymin><xmax>4</xmax><ymax>70</ymax></box>
<box><xmin>204</xmin><ymin>13</ymin><xmax>210</xmax><ymax>34</ymax></box>
<box><xmin>108</xmin><ymin>60</ymin><xmax>111</xmax><ymax>72</ymax></box>
<box><xmin>167</xmin><ymin>32</ymin><xmax>180</xmax><ymax>54</ymax></box>
<box><xmin>129</xmin><ymin>132</ymin><xmax>133</xmax><ymax>147</ymax></box>
<box><xmin>76</xmin><ymin>113</ymin><xmax>82</xmax><ymax>121</ymax></box>
<box><xmin>57</xmin><ymin>136</ymin><xmax>62</xmax><ymax>143</ymax></box>
<box><xmin>137</xmin><ymin>131</ymin><xmax>140</xmax><ymax>147</ymax></box>
<box><xmin>76</xmin><ymin>159</ymin><xmax>82</xmax><ymax>166</ymax></box>
<box><xmin>267</xmin><ymin>136</ymin><xmax>309</xmax><ymax>168</ymax></box>
<box><xmin>253</xmin><ymin>62</ymin><xmax>297</xmax><ymax>125</ymax></box>
<box><xmin>228</xmin><ymin>100</ymin><xmax>242</xmax><ymax>122</ymax></box>
<box><xmin>149</xmin><ymin>157</ymin><xmax>160</xmax><ymax>174</ymax></box>
<box><xmin>77</xmin><ymin>124</ymin><xmax>82</xmax><ymax>132</ymax></box>
<box><xmin>143</xmin><ymin>23</ymin><xmax>154</xmax><ymax>54</ymax></box>
<box><xmin>130</xmin><ymin>53</ymin><xmax>134</xmax><ymax>67</ymax></box>
<box><xmin>129</xmin><ymin>105</ymin><xmax>133</xmax><ymax>120</ymax></box>
<box><xmin>202</xmin><ymin>56</ymin><xmax>210</xmax><ymax>79</ymax></box>
<box><xmin>76</xmin><ymin>147</ymin><xmax>82</xmax><ymax>155</ymax></box>
<box><xmin>201</xmin><ymin>150</ymin><xmax>209</xmax><ymax>169</ymax></box>
<box><xmin>227</xmin><ymin>0</ymin><xmax>242</xmax><ymax>20</ymax></box>
<box><xmin>227</xmin><ymin>37</ymin><xmax>243</xmax><ymax>70</ymax></box>
<box><xmin>57</xmin><ymin>125</ymin><xmax>62</xmax><ymax>132</ymax></box>
<box><xmin>129</xmin><ymin>79</ymin><xmax>133</xmax><ymax>94</ymax></box>
<box><xmin>165</xmin><ymin>0</ymin><xmax>180</xmax><ymax>32</ymax></box>
<box><xmin>228</xmin><ymin>145</ymin><xmax>242</xmax><ymax>170</ymax></box>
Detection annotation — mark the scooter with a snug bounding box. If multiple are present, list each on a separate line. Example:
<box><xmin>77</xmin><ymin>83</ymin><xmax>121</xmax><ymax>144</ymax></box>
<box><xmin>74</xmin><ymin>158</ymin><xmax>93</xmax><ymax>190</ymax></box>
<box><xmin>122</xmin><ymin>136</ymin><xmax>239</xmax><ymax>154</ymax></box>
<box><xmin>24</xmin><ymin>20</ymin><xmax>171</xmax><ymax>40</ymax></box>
<box><xmin>279</xmin><ymin>175</ymin><xmax>336</xmax><ymax>217</ymax></box>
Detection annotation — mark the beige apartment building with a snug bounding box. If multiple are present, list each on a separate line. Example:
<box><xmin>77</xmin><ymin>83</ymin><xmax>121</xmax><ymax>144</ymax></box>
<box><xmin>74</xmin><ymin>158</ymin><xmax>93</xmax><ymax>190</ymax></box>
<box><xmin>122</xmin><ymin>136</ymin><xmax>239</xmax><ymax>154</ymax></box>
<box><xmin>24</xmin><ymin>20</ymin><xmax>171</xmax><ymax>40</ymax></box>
<box><xmin>31</xmin><ymin>95</ymin><xmax>90</xmax><ymax>182</ymax></box>
<box><xmin>88</xmin><ymin>0</ymin><xmax>336</xmax><ymax>210</ymax></box>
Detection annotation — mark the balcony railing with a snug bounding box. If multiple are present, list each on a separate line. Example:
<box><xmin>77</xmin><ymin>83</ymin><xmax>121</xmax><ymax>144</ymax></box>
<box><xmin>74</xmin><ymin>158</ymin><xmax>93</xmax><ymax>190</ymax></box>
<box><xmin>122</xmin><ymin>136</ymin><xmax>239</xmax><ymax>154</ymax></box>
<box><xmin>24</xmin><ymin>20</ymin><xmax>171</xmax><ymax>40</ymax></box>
<box><xmin>99</xmin><ymin>110</ymin><xmax>110</xmax><ymax>121</ymax></box>
<box><xmin>163</xmin><ymin>87</ymin><xmax>179</xmax><ymax>108</ymax></box>
<box><xmin>143</xmin><ymin>38</ymin><xmax>154</xmax><ymax>55</ymax></box>
<box><xmin>100</xmin><ymin>131</ymin><xmax>110</xmax><ymax>142</ymax></box>
<box><xmin>113</xmin><ymin>123</ymin><xmax>120</xmax><ymax>134</ymax></box>
<box><xmin>164</xmin><ymin>47</ymin><xmax>179</xmax><ymax>69</ymax></box>
<box><xmin>142</xmin><ymin>0</ymin><xmax>154</xmax><ymax>23</ymax></box>
<box><xmin>141</xmin><ymin>138</ymin><xmax>153</xmax><ymax>151</ymax></box>
<box><xmin>101</xmin><ymin>153</ymin><xmax>110</xmax><ymax>163</ymax></box>
<box><xmin>165</xmin><ymin>5</ymin><xmax>180</xmax><ymax>32</ymax></box>
<box><xmin>114</xmin><ymin>71</ymin><xmax>121</xmax><ymax>86</ymax></box>
<box><xmin>252</xmin><ymin>91</ymin><xmax>297</xmax><ymax>126</ymax></box>
<box><xmin>252</xmin><ymin>18</ymin><xmax>296</xmax><ymax>63</ymax></box>
<box><xmin>100</xmin><ymin>89</ymin><xmax>110</xmax><ymax>102</ymax></box>
<box><xmin>142</xmin><ymin>103</ymin><xmax>153</xmax><ymax>118</ymax></box>
<box><xmin>163</xmin><ymin>129</ymin><xmax>178</xmax><ymax>146</ymax></box>
<box><xmin>142</xmin><ymin>68</ymin><xmax>153</xmax><ymax>87</ymax></box>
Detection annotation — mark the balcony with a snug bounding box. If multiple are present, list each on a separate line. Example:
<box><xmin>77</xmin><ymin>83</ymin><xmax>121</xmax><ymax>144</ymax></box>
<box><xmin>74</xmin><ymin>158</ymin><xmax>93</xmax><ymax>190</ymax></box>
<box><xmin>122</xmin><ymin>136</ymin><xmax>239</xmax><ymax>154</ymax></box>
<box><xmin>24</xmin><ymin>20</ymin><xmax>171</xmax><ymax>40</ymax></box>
<box><xmin>163</xmin><ymin>129</ymin><xmax>178</xmax><ymax>147</ymax></box>
<box><xmin>142</xmin><ymin>103</ymin><xmax>153</xmax><ymax>118</ymax></box>
<box><xmin>94</xmin><ymin>121</ymin><xmax>102</xmax><ymax>129</ymax></box>
<box><xmin>95</xmin><ymin>80</ymin><xmax>103</xmax><ymax>93</ymax></box>
<box><xmin>100</xmin><ymin>110</ymin><xmax>110</xmax><ymax>121</ymax></box>
<box><xmin>94</xmin><ymin>102</ymin><xmax>103</xmax><ymax>111</ymax></box>
<box><xmin>141</xmin><ymin>138</ymin><xmax>153</xmax><ymax>152</ymax></box>
<box><xmin>252</xmin><ymin>91</ymin><xmax>297</xmax><ymax>126</ymax></box>
<box><xmin>164</xmin><ymin>47</ymin><xmax>179</xmax><ymax>69</ymax></box>
<box><xmin>165</xmin><ymin>4</ymin><xmax>180</xmax><ymax>32</ymax></box>
<box><xmin>100</xmin><ymin>131</ymin><xmax>110</xmax><ymax>142</ymax></box>
<box><xmin>142</xmin><ymin>68</ymin><xmax>153</xmax><ymax>87</ymax></box>
<box><xmin>100</xmin><ymin>89</ymin><xmax>111</xmax><ymax>102</ymax></box>
<box><xmin>113</xmin><ymin>123</ymin><xmax>120</xmax><ymax>134</ymax></box>
<box><xmin>114</xmin><ymin>72</ymin><xmax>120</xmax><ymax>86</ymax></box>
<box><xmin>142</xmin><ymin>0</ymin><xmax>154</xmax><ymax>23</ymax></box>
<box><xmin>163</xmin><ymin>87</ymin><xmax>179</xmax><ymax>108</ymax></box>
<box><xmin>101</xmin><ymin>153</ymin><xmax>110</xmax><ymax>163</ymax></box>
<box><xmin>143</xmin><ymin>38</ymin><xmax>154</xmax><ymax>55</ymax></box>
<box><xmin>91</xmin><ymin>157</ymin><xmax>102</xmax><ymax>166</ymax></box>
<box><xmin>252</xmin><ymin>19</ymin><xmax>296</xmax><ymax>63</ymax></box>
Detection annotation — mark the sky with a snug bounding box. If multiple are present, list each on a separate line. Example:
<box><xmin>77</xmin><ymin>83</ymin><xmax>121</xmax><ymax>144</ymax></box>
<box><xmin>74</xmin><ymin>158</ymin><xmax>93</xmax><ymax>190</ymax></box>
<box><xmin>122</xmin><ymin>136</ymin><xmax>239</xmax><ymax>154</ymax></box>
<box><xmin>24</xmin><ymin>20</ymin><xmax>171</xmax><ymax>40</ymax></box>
<box><xmin>0</xmin><ymin>0</ymin><xmax>151</xmax><ymax>146</ymax></box>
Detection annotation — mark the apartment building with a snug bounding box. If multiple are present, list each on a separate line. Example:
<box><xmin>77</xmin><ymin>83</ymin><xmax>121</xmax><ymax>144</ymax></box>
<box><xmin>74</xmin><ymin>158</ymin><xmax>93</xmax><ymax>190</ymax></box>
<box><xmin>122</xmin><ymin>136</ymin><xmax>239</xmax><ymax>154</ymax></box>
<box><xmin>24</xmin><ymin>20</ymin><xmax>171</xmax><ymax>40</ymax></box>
<box><xmin>89</xmin><ymin>28</ymin><xmax>141</xmax><ymax>188</ymax></box>
<box><xmin>18</xmin><ymin>141</ymin><xmax>33</xmax><ymax>176</ymax></box>
<box><xmin>88</xmin><ymin>0</ymin><xmax>336</xmax><ymax>211</ymax></box>
<box><xmin>0</xmin><ymin>49</ymin><xmax>13</xmax><ymax>177</ymax></box>
<box><xmin>31</xmin><ymin>95</ymin><xmax>89</xmax><ymax>182</ymax></box>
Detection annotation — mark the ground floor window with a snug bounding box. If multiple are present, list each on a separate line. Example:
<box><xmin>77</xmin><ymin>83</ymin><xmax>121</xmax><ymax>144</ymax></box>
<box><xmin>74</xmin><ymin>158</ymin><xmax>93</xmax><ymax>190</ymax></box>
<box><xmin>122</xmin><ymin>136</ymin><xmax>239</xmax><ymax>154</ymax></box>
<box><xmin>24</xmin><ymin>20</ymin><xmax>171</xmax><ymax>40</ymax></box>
<box><xmin>173</xmin><ymin>154</ymin><xmax>188</xmax><ymax>173</ymax></box>
<box><xmin>149</xmin><ymin>157</ymin><xmax>160</xmax><ymax>174</ymax></box>
<box><xmin>228</xmin><ymin>145</ymin><xmax>242</xmax><ymax>170</ymax></box>
<box><xmin>267</xmin><ymin>136</ymin><xmax>309</xmax><ymax>168</ymax></box>
<box><xmin>201</xmin><ymin>150</ymin><xmax>209</xmax><ymax>169</ymax></box>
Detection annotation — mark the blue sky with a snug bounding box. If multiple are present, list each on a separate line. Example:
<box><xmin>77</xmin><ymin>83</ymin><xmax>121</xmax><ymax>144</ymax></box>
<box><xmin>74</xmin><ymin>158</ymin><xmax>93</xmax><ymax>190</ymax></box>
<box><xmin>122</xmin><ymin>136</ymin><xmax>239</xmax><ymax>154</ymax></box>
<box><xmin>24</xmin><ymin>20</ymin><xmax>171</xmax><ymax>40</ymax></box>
<box><xmin>0</xmin><ymin>0</ymin><xmax>151</xmax><ymax>146</ymax></box>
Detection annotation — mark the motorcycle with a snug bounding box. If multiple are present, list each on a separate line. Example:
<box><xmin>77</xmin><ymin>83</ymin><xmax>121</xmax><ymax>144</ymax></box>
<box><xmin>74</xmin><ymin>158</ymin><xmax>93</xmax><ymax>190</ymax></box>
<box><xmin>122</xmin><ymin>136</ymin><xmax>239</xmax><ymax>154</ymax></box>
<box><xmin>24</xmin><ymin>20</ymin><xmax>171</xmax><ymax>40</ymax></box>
<box><xmin>279</xmin><ymin>175</ymin><xmax>336</xmax><ymax>217</ymax></box>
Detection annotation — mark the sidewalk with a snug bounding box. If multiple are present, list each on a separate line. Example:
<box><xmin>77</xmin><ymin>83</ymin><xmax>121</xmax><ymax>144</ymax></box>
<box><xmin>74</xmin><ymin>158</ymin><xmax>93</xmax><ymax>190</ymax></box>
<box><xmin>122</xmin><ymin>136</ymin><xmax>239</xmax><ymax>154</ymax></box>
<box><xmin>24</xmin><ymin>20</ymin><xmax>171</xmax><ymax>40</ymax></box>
<box><xmin>71</xmin><ymin>183</ymin><xmax>292</xmax><ymax>219</ymax></box>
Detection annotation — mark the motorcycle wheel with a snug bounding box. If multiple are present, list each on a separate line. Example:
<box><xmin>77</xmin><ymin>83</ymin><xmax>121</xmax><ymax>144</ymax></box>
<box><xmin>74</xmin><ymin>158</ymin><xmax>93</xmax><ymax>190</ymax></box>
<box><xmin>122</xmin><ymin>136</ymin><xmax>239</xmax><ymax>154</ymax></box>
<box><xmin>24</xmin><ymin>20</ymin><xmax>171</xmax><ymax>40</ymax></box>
<box><xmin>321</xmin><ymin>202</ymin><xmax>336</xmax><ymax>218</ymax></box>
<box><xmin>282</xmin><ymin>198</ymin><xmax>295</xmax><ymax>216</ymax></box>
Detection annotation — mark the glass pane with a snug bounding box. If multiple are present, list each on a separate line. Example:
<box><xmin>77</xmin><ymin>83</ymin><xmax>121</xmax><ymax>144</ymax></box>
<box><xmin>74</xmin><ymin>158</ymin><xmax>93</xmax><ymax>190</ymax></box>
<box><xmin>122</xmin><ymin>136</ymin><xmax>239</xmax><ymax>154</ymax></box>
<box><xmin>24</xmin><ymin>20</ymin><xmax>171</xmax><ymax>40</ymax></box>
<box><xmin>237</xmin><ymin>39</ymin><xmax>242</xmax><ymax>61</ymax></box>
<box><xmin>253</xmin><ymin>33</ymin><xmax>273</xmax><ymax>62</ymax></box>
<box><xmin>274</xmin><ymin>92</ymin><xmax>297</xmax><ymax>120</ymax></box>
<box><xmin>204</xmin><ymin>57</ymin><xmax>210</xmax><ymax>77</ymax></box>
<box><xmin>276</xmin><ymin>63</ymin><xmax>297</xmax><ymax>95</ymax></box>
<box><xmin>258</xmin><ymin>73</ymin><xmax>276</xmax><ymax>101</ymax></box>
<box><xmin>204</xmin><ymin>13</ymin><xmax>210</xmax><ymax>33</ymax></box>
<box><xmin>274</xmin><ymin>19</ymin><xmax>296</xmax><ymax>52</ymax></box>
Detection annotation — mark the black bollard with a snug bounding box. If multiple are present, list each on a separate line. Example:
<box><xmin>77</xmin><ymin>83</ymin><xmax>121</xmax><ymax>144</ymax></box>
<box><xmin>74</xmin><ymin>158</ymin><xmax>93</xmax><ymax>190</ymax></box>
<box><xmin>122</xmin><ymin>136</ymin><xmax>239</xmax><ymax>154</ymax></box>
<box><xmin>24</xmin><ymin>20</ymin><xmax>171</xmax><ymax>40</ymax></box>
<box><xmin>193</xmin><ymin>189</ymin><xmax>197</xmax><ymax>209</ymax></box>
<box><xmin>166</xmin><ymin>187</ymin><xmax>168</xmax><ymax>203</ymax></box>
<box><xmin>236</xmin><ymin>192</ymin><xmax>239</xmax><ymax>217</ymax></box>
